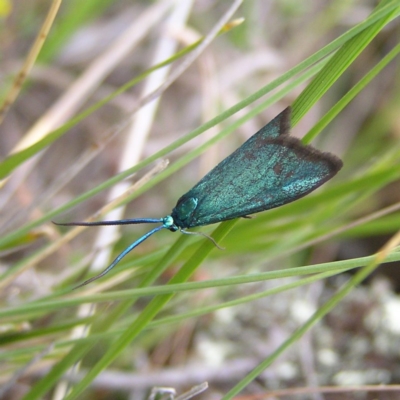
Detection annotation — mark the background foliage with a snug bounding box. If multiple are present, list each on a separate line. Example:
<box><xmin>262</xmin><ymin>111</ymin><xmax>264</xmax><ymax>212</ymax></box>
<box><xmin>1</xmin><ymin>1</ymin><xmax>400</xmax><ymax>399</ymax></box>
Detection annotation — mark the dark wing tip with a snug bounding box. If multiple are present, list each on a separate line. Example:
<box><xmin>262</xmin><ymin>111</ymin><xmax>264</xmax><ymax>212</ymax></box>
<box><xmin>276</xmin><ymin>106</ymin><xmax>343</xmax><ymax>176</ymax></box>
<box><xmin>275</xmin><ymin>135</ymin><xmax>343</xmax><ymax>180</ymax></box>
<box><xmin>320</xmin><ymin>150</ymin><xmax>343</xmax><ymax>175</ymax></box>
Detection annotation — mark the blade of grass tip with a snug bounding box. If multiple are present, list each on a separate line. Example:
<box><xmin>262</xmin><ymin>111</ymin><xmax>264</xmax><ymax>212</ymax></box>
<box><xmin>221</xmin><ymin>230</ymin><xmax>400</xmax><ymax>400</ymax></box>
<box><xmin>0</xmin><ymin>0</ymin><xmax>62</xmax><ymax>124</ymax></box>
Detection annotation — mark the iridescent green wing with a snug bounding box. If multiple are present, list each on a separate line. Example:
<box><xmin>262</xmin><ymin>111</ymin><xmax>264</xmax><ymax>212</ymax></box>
<box><xmin>171</xmin><ymin>108</ymin><xmax>342</xmax><ymax>228</ymax></box>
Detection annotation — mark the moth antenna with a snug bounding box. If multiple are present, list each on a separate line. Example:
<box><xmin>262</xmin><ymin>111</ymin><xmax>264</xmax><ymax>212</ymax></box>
<box><xmin>73</xmin><ymin>224</ymin><xmax>165</xmax><ymax>289</ymax></box>
<box><xmin>180</xmin><ymin>229</ymin><xmax>225</xmax><ymax>250</ymax></box>
<box><xmin>53</xmin><ymin>218</ymin><xmax>161</xmax><ymax>227</ymax></box>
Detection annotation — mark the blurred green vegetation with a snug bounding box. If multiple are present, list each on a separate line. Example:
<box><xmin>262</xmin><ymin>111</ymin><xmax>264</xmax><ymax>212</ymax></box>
<box><xmin>1</xmin><ymin>1</ymin><xmax>400</xmax><ymax>399</ymax></box>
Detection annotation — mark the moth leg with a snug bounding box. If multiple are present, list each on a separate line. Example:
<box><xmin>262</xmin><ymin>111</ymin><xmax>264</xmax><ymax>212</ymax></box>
<box><xmin>180</xmin><ymin>229</ymin><xmax>225</xmax><ymax>250</ymax></box>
